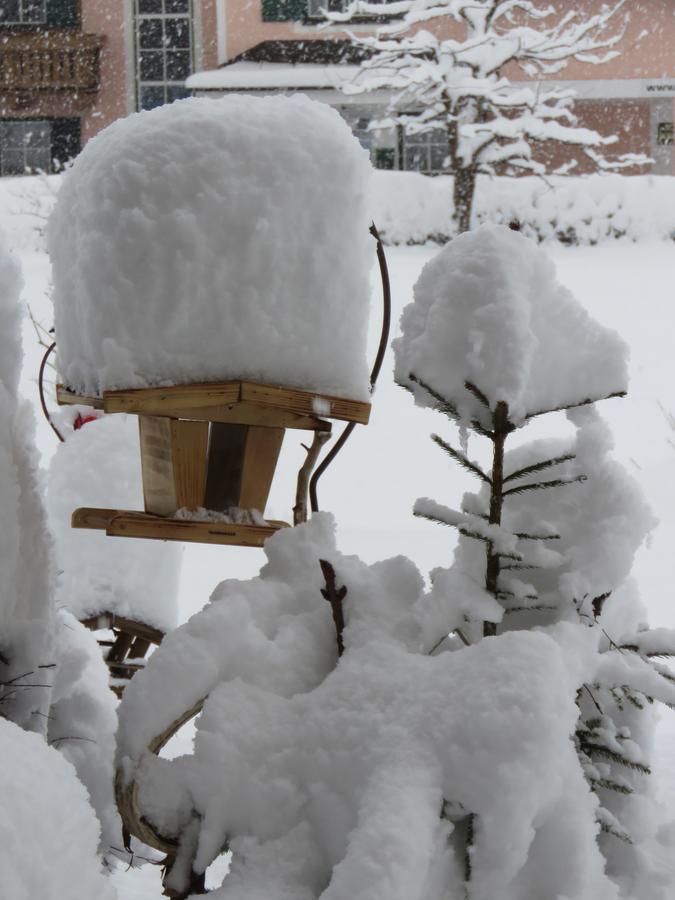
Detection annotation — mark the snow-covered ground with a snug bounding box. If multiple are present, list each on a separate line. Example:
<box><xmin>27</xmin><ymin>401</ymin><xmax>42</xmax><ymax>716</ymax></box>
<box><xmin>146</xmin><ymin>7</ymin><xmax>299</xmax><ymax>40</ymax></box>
<box><xmin>3</xmin><ymin>175</ymin><xmax>675</xmax><ymax>897</ymax></box>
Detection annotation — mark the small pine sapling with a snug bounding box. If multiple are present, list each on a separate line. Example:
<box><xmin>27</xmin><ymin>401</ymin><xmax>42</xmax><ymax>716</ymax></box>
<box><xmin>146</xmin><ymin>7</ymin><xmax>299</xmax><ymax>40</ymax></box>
<box><xmin>394</xmin><ymin>224</ymin><xmax>675</xmax><ymax>894</ymax></box>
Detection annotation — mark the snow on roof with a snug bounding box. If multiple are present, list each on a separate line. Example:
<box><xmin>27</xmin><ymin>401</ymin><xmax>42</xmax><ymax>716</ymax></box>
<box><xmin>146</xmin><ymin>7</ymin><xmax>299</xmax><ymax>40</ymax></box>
<box><xmin>186</xmin><ymin>61</ymin><xmax>364</xmax><ymax>91</ymax></box>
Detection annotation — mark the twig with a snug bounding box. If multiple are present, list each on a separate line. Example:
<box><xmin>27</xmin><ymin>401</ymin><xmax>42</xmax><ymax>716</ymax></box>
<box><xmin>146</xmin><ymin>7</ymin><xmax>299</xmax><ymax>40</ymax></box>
<box><xmin>319</xmin><ymin>560</ymin><xmax>347</xmax><ymax>657</ymax></box>
<box><xmin>294</xmin><ymin>431</ymin><xmax>331</xmax><ymax>525</ymax></box>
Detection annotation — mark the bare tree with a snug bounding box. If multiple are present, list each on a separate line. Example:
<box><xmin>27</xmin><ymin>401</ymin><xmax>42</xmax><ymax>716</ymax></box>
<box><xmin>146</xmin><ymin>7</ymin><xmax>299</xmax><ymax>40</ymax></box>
<box><xmin>334</xmin><ymin>0</ymin><xmax>647</xmax><ymax>232</ymax></box>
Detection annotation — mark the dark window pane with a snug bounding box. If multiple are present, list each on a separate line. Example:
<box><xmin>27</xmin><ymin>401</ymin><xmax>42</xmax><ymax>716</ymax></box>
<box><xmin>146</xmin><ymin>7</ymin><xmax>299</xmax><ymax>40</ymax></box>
<box><xmin>140</xmin><ymin>50</ymin><xmax>164</xmax><ymax>80</ymax></box>
<box><xmin>139</xmin><ymin>18</ymin><xmax>163</xmax><ymax>48</ymax></box>
<box><xmin>23</xmin><ymin>0</ymin><xmax>45</xmax><ymax>21</ymax></box>
<box><xmin>24</xmin><ymin>148</ymin><xmax>50</xmax><ymax>172</ymax></box>
<box><xmin>3</xmin><ymin>122</ymin><xmax>26</xmax><ymax>148</ymax></box>
<box><xmin>404</xmin><ymin>147</ymin><xmax>426</xmax><ymax>171</ymax></box>
<box><xmin>165</xmin><ymin>17</ymin><xmax>190</xmax><ymax>48</ymax></box>
<box><xmin>166</xmin><ymin>50</ymin><xmax>190</xmax><ymax>80</ymax></box>
<box><xmin>140</xmin><ymin>85</ymin><xmax>166</xmax><ymax>110</ymax></box>
<box><xmin>0</xmin><ymin>1</ymin><xmax>21</xmax><ymax>23</ymax></box>
<box><xmin>46</xmin><ymin>0</ymin><xmax>77</xmax><ymax>25</ymax></box>
<box><xmin>51</xmin><ymin>117</ymin><xmax>80</xmax><ymax>169</ymax></box>
<box><xmin>2</xmin><ymin>150</ymin><xmax>26</xmax><ymax>176</ymax></box>
<box><xmin>374</xmin><ymin>148</ymin><xmax>395</xmax><ymax>170</ymax></box>
<box><xmin>167</xmin><ymin>85</ymin><xmax>190</xmax><ymax>103</ymax></box>
<box><xmin>138</xmin><ymin>0</ymin><xmax>162</xmax><ymax>12</ymax></box>
<box><xmin>24</xmin><ymin>122</ymin><xmax>50</xmax><ymax>146</ymax></box>
<box><xmin>165</xmin><ymin>0</ymin><xmax>189</xmax><ymax>11</ymax></box>
<box><xmin>430</xmin><ymin>143</ymin><xmax>447</xmax><ymax>171</ymax></box>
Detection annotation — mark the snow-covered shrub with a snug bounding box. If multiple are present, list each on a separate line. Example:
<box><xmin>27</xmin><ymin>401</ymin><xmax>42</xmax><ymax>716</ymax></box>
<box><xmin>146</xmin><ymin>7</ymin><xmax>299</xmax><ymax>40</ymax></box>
<box><xmin>117</xmin><ymin>515</ymin><xmax>622</xmax><ymax>899</ymax></box>
<box><xmin>0</xmin><ymin>718</ymin><xmax>117</xmax><ymax>900</ymax></box>
<box><xmin>397</xmin><ymin>224</ymin><xmax>675</xmax><ymax>896</ymax></box>
<box><xmin>46</xmin><ymin>412</ymin><xmax>180</xmax><ymax>633</ymax></box>
<box><xmin>49</xmin><ymin>95</ymin><xmax>373</xmax><ymax>400</ymax></box>
<box><xmin>370</xmin><ymin>172</ymin><xmax>675</xmax><ymax>246</ymax></box>
<box><xmin>0</xmin><ymin>236</ymin><xmax>53</xmax><ymax>732</ymax></box>
<box><xmin>0</xmin><ymin>234</ymin><xmax>119</xmax><ymax>884</ymax></box>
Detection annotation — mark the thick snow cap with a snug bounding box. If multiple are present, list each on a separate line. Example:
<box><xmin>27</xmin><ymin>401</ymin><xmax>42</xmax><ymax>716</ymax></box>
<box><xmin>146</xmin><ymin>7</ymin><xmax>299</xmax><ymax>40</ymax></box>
<box><xmin>394</xmin><ymin>225</ymin><xmax>629</xmax><ymax>427</ymax></box>
<box><xmin>50</xmin><ymin>95</ymin><xmax>373</xmax><ymax>400</ymax></box>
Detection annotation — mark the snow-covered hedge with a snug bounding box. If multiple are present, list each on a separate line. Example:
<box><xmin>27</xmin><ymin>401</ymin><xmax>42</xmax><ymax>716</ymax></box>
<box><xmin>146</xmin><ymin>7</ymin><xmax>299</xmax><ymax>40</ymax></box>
<box><xmin>371</xmin><ymin>172</ymin><xmax>675</xmax><ymax>245</ymax></box>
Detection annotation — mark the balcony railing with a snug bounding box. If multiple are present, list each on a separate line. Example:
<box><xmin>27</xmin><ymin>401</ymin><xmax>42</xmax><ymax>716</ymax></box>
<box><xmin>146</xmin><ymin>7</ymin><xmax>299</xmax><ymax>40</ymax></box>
<box><xmin>0</xmin><ymin>31</ymin><xmax>103</xmax><ymax>92</ymax></box>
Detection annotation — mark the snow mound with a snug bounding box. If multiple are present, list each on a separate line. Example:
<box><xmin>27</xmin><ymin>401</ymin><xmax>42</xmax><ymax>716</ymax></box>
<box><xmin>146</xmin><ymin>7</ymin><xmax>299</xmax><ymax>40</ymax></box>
<box><xmin>49</xmin><ymin>95</ymin><xmax>372</xmax><ymax>400</ymax></box>
<box><xmin>0</xmin><ymin>718</ymin><xmax>117</xmax><ymax>900</ymax></box>
<box><xmin>394</xmin><ymin>225</ymin><xmax>628</xmax><ymax>426</ymax></box>
<box><xmin>117</xmin><ymin>516</ymin><xmax>619</xmax><ymax>899</ymax></box>
<box><xmin>46</xmin><ymin>414</ymin><xmax>180</xmax><ymax>632</ymax></box>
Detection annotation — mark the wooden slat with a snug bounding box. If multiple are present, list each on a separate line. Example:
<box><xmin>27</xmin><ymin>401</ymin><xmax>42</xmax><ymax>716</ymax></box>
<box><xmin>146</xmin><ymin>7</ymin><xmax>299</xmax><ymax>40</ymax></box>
<box><xmin>203</xmin><ymin>422</ymin><xmax>247</xmax><ymax>511</ymax></box>
<box><xmin>239</xmin><ymin>426</ymin><xmax>284</xmax><ymax>513</ymax></box>
<box><xmin>104</xmin><ymin>382</ymin><xmax>241</xmax><ymax>415</ymax></box>
<box><xmin>155</xmin><ymin>401</ymin><xmax>331</xmax><ymax>432</ymax></box>
<box><xmin>240</xmin><ymin>382</ymin><xmax>371</xmax><ymax>425</ymax></box>
<box><xmin>139</xmin><ymin>416</ymin><xmax>177</xmax><ymax>516</ymax></box>
<box><xmin>170</xmin><ymin>419</ymin><xmax>209</xmax><ymax>510</ymax></box>
<box><xmin>107</xmin><ymin>514</ymin><xmax>288</xmax><ymax>547</ymax></box>
<box><xmin>72</xmin><ymin>507</ymin><xmax>288</xmax><ymax>546</ymax></box>
<box><xmin>72</xmin><ymin>507</ymin><xmax>136</xmax><ymax>530</ymax></box>
<box><xmin>79</xmin><ymin>610</ymin><xmax>164</xmax><ymax>646</ymax></box>
<box><xmin>102</xmin><ymin>380</ymin><xmax>370</xmax><ymax>425</ymax></box>
<box><xmin>56</xmin><ymin>385</ymin><xmax>104</xmax><ymax>409</ymax></box>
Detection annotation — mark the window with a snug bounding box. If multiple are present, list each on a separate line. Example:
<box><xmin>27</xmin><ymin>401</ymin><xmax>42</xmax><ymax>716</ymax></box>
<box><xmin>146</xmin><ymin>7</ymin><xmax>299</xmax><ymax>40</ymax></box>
<box><xmin>0</xmin><ymin>120</ymin><xmax>51</xmax><ymax>175</ymax></box>
<box><xmin>0</xmin><ymin>0</ymin><xmax>47</xmax><ymax>24</ymax></box>
<box><xmin>135</xmin><ymin>0</ymin><xmax>193</xmax><ymax>111</ymax></box>
<box><xmin>657</xmin><ymin>122</ymin><xmax>673</xmax><ymax>146</ymax></box>
<box><xmin>0</xmin><ymin>117</ymin><xmax>79</xmax><ymax>175</ymax></box>
<box><xmin>402</xmin><ymin>129</ymin><xmax>448</xmax><ymax>173</ymax></box>
<box><xmin>305</xmin><ymin>0</ymin><xmax>397</xmax><ymax>19</ymax></box>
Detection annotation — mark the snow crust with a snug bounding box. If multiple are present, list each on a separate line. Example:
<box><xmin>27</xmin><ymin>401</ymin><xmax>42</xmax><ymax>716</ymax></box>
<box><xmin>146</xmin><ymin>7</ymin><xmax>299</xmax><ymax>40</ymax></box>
<box><xmin>394</xmin><ymin>225</ymin><xmax>628</xmax><ymax>426</ymax></box>
<box><xmin>46</xmin><ymin>413</ymin><xmax>181</xmax><ymax>632</ymax></box>
<box><xmin>117</xmin><ymin>515</ymin><xmax>623</xmax><ymax>899</ymax></box>
<box><xmin>49</xmin><ymin>95</ymin><xmax>372</xmax><ymax>400</ymax></box>
<box><xmin>0</xmin><ymin>718</ymin><xmax>116</xmax><ymax>900</ymax></box>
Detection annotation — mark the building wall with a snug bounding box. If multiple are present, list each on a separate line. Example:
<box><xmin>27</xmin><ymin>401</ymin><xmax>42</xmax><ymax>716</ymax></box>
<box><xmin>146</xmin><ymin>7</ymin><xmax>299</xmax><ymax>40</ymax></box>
<box><xmin>0</xmin><ymin>0</ymin><xmax>672</xmax><ymax>174</ymax></box>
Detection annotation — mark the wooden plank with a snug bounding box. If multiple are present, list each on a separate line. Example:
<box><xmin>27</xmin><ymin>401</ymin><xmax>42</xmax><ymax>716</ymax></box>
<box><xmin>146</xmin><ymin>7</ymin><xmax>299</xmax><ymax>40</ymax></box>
<box><xmin>203</xmin><ymin>422</ymin><xmax>247</xmax><ymax>511</ymax></box>
<box><xmin>241</xmin><ymin>382</ymin><xmax>371</xmax><ymax>425</ymax></box>
<box><xmin>239</xmin><ymin>426</ymin><xmax>284</xmax><ymax>513</ymax></box>
<box><xmin>170</xmin><ymin>419</ymin><xmax>209</xmax><ymax>510</ymax></box>
<box><xmin>107</xmin><ymin>514</ymin><xmax>287</xmax><ymax>547</ymax></box>
<box><xmin>104</xmin><ymin>382</ymin><xmax>241</xmax><ymax>415</ymax></box>
<box><xmin>102</xmin><ymin>380</ymin><xmax>370</xmax><ymax>425</ymax></box>
<box><xmin>72</xmin><ymin>507</ymin><xmax>139</xmax><ymax>530</ymax></box>
<box><xmin>157</xmin><ymin>402</ymin><xmax>331</xmax><ymax>432</ymax></box>
<box><xmin>139</xmin><ymin>416</ymin><xmax>177</xmax><ymax>516</ymax></box>
<box><xmin>56</xmin><ymin>385</ymin><xmax>104</xmax><ymax>409</ymax></box>
<box><xmin>79</xmin><ymin>611</ymin><xmax>164</xmax><ymax>645</ymax></box>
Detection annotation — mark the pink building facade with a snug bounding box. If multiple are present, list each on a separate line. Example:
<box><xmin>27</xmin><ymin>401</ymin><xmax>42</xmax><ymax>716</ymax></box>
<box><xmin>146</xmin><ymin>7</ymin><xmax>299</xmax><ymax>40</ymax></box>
<box><xmin>0</xmin><ymin>0</ymin><xmax>672</xmax><ymax>175</ymax></box>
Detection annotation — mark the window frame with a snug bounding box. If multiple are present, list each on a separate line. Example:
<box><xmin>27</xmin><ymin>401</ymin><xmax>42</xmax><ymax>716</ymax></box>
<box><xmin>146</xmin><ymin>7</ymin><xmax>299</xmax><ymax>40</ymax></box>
<box><xmin>134</xmin><ymin>0</ymin><xmax>194</xmax><ymax>111</ymax></box>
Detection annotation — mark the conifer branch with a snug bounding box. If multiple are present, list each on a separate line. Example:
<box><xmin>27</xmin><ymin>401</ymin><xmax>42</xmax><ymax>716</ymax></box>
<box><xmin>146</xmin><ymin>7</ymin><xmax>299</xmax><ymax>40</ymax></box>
<box><xmin>500</xmin><ymin>563</ymin><xmax>540</xmax><ymax>571</ymax></box>
<box><xmin>464</xmin><ymin>380</ymin><xmax>491</xmax><ymax>409</ymax></box>
<box><xmin>502</xmin><ymin>604</ymin><xmax>557</xmax><ymax>614</ymax></box>
<box><xmin>503</xmin><ymin>474</ymin><xmax>587</xmax><ymax>497</ymax></box>
<box><xmin>431</xmin><ymin>434</ymin><xmax>492</xmax><ymax>484</ymax></box>
<box><xmin>503</xmin><ymin>453</ymin><xmax>576</xmax><ymax>483</ymax></box>
<box><xmin>599</xmin><ymin>820</ymin><xmax>633</xmax><ymax>844</ymax></box>
<box><xmin>589</xmin><ymin>778</ymin><xmax>633</xmax><ymax>796</ymax></box>
<box><xmin>408</xmin><ymin>372</ymin><xmax>494</xmax><ymax>437</ymax></box>
<box><xmin>513</xmin><ymin>532</ymin><xmax>561</xmax><ymax>541</ymax></box>
<box><xmin>581</xmin><ymin>743</ymin><xmax>650</xmax><ymax>775</ymax></box>
<box><xmin>523</xmin><ymin>390</ymin><xmax>626</xmax><ymax>421</ymax></box>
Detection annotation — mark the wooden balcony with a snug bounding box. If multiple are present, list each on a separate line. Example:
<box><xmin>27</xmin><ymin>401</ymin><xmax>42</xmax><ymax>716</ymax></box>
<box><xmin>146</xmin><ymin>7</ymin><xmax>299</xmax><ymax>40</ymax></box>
<box><xmin>0</xmin><ymin>31</ymin><xmax>103</xmax><ymax>93</ymax></box>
